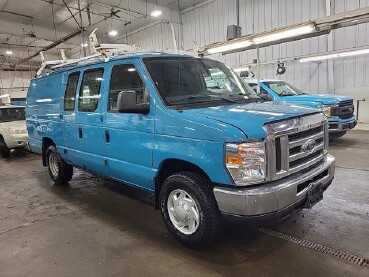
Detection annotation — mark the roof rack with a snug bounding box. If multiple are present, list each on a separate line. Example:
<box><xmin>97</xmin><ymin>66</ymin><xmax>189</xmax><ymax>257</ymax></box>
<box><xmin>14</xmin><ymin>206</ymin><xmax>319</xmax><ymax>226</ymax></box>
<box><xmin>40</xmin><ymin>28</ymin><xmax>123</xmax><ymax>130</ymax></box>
<box><xmin>36</xmin><ymin>28</ymin><xmax>198</xmax><ymax>77</ymax></box>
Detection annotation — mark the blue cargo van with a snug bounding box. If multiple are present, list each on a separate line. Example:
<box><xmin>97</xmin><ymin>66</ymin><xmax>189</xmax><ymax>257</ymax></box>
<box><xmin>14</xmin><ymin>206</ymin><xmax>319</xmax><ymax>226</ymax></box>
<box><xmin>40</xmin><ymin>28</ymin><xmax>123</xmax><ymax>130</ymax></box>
<box><xmin>26</xmin><ymin>53</ymin><xmax>335</xmax><ymax>247</ymax></box>
<box><xmin>244</xmin><ymin>79</ymin><xmax>357</xmax><ymax>138</ymax></box>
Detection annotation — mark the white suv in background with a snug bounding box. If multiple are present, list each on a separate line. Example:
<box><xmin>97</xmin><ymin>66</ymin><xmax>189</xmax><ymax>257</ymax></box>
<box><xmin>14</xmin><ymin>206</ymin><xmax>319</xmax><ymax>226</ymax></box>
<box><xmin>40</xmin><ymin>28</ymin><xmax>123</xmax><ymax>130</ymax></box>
<box><xmin>0</xmin><ymin>105</ymin><xmax>28</xmax><ymax>158</ymax></box>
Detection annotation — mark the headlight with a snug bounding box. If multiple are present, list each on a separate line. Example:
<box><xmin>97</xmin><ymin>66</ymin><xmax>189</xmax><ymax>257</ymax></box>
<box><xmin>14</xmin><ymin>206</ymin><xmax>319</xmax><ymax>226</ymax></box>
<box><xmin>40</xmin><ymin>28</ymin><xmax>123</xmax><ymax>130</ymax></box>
<box><xmin>6</xmin><ymin>128</ymin><xmax>24</xmax><ymax>134</ymax></box>
<box><xmin>318</xmin><ymin>105</ymin><xmax>332</xmax><ymax>117</ymax></box>
<box><xmin>7</xmin><ymin>128</ymin><xmax>16</xmax><ymax>134</ymax></box>
<box><xmin>225</xmin><ymin>141</ymin><xmax>266</xmax><ymax>186</ymax></box>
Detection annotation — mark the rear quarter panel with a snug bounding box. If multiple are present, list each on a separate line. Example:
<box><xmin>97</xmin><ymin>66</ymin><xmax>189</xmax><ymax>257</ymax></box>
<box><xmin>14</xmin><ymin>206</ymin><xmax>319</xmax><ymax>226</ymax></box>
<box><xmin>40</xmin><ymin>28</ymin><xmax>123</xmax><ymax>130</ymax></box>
<box><xmin>26</xmin><ymin>74</ymin><xmax>65</xmax><ymax>153</ymax></box>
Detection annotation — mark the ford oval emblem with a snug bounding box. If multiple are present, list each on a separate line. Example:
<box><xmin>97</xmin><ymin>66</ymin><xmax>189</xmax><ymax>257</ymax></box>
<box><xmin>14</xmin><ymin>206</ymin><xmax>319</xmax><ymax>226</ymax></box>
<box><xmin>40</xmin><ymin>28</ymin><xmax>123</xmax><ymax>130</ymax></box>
<box><xmin>302</xmin><ymin>139</ymin><xmax>316</xmax><ymax>153</ymax></box>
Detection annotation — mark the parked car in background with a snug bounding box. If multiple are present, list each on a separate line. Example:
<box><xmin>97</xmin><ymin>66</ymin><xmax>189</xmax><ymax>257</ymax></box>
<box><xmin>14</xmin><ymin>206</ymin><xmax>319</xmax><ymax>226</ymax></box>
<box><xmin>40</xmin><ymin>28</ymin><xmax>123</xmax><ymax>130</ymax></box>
<box><xmin>0</xmin><ymin>105</ymin><xmax>28</xmax><ymax>158</ymax></box>
<box><xmin>244</xmin><ymin>79</ymin><xmax>357</xmax><ymax>138</ymax></box>
<box><xmin>27</xmin><ymin>53</ymin><xmax>335</xmax><ymax>248</ymax></box>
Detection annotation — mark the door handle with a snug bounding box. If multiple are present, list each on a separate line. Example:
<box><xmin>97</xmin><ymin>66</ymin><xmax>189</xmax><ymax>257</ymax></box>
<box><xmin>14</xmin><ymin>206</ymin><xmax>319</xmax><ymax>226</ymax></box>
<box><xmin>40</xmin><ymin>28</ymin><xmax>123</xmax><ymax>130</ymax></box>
<box><xmin>78</xmin><ymin>128</ymin><xmax>83</xmax><ymax>139</ymax></box>
<box><xmin>105</xmin><ymin>130</ymin><xmax>110</xmax><ymax>143</ymax></box>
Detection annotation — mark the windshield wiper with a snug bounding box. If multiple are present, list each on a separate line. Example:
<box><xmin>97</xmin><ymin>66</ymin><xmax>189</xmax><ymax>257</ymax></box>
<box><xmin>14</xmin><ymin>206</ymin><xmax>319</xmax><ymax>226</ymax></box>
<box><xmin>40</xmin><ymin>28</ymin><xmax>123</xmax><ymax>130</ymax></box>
<box><xmin>209</xmin><ymin>95</ymin><xmax>237</xmax><ymax>103</ymax></box>
<box><xmin>257</xmin><ymin>94</ymin><xmax>269</xmax><ymax>101</ymax></box>
<box><xmin>228</xmin><ymin>93</ymin><xmax>263</xmax><ymax>102</ymax></box>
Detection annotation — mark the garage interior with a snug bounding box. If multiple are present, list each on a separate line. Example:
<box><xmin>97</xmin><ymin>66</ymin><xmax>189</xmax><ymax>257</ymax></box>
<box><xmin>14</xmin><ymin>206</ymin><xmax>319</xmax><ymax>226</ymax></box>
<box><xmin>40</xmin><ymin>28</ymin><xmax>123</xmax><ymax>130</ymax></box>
<box><xmin>1</xmin><ymin>0</ymin><xmax>369</xmax><ymax>276</ymax></box>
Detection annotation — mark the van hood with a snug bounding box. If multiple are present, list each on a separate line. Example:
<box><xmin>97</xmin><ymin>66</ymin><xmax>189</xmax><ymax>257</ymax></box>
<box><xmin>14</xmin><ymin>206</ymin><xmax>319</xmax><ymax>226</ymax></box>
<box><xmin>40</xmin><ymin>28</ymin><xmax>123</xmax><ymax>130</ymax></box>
<box><xmin>282</xmin><ymin>94</ymin><xmax>352</xmax><ymax>106</ymax></box>
<box><xmin>185</xmin><ymin>102</ymin><xmax>319</xmax><ymax>139</ymax></box>
<box><xmin>0</xmin><ymin>120</ymin><xmax>27</xmax><ymax>129</ymax></box>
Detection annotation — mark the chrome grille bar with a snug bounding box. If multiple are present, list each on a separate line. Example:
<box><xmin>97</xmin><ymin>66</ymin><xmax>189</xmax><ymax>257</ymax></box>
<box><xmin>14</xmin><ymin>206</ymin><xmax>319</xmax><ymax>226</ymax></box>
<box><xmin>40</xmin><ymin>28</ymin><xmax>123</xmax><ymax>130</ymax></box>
<box><xmin>288</xmin><ymin>131</ymin><xmax>324</xmax><ymax>148</ymax></box>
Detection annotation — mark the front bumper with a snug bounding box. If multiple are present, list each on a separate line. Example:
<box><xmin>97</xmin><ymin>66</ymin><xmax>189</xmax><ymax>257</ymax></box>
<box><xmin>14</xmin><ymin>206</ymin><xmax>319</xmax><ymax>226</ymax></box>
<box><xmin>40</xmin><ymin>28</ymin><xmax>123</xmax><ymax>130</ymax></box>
<box><xmin>329</xmin><ymin>119</ymin><xmax>357</xmax><ymax>133</ymax></box>
<box><xmin>3</xmin><ymin>133</ymin><xmax>29</xmax><ymax>149</ymax></box>
<box><xmin>214</xmin><ymin>154</ymin><xmax>335</xmax><ymax>218</ymax></box>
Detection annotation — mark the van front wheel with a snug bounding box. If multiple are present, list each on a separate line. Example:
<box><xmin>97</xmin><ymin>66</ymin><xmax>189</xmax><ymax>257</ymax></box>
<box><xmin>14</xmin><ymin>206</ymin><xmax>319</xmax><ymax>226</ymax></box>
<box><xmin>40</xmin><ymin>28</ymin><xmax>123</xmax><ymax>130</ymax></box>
<box><xmin>46</xmin><ymin>145</ymin><xmax>73</xmax><ymax>184</ymax></box>
<box><xmin>160</xmin><ymin>172</ymin><xmax>221</xmax><ymax>248</ymax></box>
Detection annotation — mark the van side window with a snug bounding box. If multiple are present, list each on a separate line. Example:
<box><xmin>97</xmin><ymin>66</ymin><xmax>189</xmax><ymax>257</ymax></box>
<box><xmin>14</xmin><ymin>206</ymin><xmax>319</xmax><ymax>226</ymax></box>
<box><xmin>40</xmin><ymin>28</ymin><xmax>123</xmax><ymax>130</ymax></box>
<box><xmin>109</xmin><ymin>64</ymin><xmax>144</xmax><ymax>111</ymax></box>
<box><xmin>78</xmin><ymin>68</ymin><xmax>104</xmax><ymax>112</ymax></box>
<box><xmin>64</xmin><ymin>72</ymin><xmax>80</xmax><ymax>111</ymax></box>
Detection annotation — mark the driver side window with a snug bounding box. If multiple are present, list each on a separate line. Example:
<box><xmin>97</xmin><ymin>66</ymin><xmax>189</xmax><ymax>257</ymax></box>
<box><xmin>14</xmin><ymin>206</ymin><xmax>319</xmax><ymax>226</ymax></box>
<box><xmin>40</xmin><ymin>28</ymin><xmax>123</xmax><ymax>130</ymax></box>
<box><xmin>109</xmin><ymin>64</ymin><xmax>145</xmax><ymax>112</ymax></box>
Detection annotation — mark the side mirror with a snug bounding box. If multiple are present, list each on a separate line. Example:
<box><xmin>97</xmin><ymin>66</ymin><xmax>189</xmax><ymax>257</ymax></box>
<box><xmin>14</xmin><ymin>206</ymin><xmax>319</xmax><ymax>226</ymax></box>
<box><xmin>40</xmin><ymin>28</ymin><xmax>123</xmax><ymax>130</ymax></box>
<box><xmin>117</xmin><ymin>90</ymin><xmax>150</xmax><ymax>114</ymax></box>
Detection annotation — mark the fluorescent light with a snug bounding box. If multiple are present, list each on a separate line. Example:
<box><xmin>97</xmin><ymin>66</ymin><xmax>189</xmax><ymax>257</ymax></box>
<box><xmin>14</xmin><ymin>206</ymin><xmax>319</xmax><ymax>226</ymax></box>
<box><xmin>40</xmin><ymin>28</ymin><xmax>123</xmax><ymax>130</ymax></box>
<box><xmin>300</xmin><ymin>53</ymin><xmax>339</xmax><ymax>63</ymax></box>
<box><xmin>207</xmin><ymin>40</ymin><xmax>252</xmax><ymax>55</ymax></box>
<box><xmin>5</xmin><ymin>50</ymin><xmax>13</xmax><ymax>55</ymax></box>
<box><xmin>108</xmin><ymin>30</ymin><xmax>118</xmax><ymax>37</ymax></box>
<box><xmin>81</xmin><ymin>43</ymin><xmax>88</xmax><ymax>47</ymax></box>
<box><xmin>128</xmin><ymin>68</ymin><xmax>136</xmax><ymax>72</ymax></box>
<box><xmin>206</xmin><ymin>23</ymin><xmax>315</xmax><ymax>55</ymax></box>
<box><xmin>151</xmin><ymin>10</ymin><xmax>162</xmax><ymax>17</ymax></box>
<box><xmin>339</xmin><ymin>48</ymin><xmax>369</xmax><ymax>57</ymax></box>
<box><xmin>233</xmin><ymin>67</ymin><xmax>250</xmax><ymax>73</ymax></box>
<box><xmin>253</xmin><ymin>23</ymin><xmax>316</xmax><ymax>45</ymax></box>
<box><xmin>299</xmin><ymin>48</ymin><xmax>369</xmax><ymax>63</ymax></box>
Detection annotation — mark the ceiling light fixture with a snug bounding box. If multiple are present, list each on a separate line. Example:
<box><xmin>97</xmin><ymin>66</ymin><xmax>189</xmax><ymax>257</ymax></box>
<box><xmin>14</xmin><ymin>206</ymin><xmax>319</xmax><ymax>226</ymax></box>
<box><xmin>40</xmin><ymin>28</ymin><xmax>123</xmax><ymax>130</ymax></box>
<box><xmin>108</xmin><ymin>30</ymin><xmax>118</xmax><ymax>37</ymax></box>
<box><xmin>233</xmin><ymin>67</ymin><xmax>250</xmax><ymax>73</ymax></box>
<box><xmin>5</xmin><ymin>50</ymin><xmax>13</xmax><ymax>55</ymax></box>
<box><xmin>253</xmin><ymin>23</ymin><xmax>316</xmax><ymax>45</ymax></box>
<box><xmin>205</xmin><ymin>23</ymin><xmax>316</xmax><ymax>55</ymax></box>
<box><xmin>299</xmin><ymin>48</ymin><xmax>369</xmax><ymax>63</ymax></box>
<box><xmin>207</xmin><ymin>41</ymin><xmax>252</xmax><ymax>55</ymax></box>
<box><xmin>151</xmin><ymin>9</ymin><xmax>162</xmax><ymax>17</ymax></box>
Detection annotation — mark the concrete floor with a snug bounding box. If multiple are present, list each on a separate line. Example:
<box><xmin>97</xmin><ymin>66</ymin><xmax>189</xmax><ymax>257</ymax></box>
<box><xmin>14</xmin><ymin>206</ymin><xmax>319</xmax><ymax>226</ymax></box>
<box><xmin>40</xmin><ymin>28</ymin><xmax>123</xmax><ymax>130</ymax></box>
<box><xmin>0</xmin><ymin>131</ymin><xmax>368</xmax><ymax>277</ymax></box>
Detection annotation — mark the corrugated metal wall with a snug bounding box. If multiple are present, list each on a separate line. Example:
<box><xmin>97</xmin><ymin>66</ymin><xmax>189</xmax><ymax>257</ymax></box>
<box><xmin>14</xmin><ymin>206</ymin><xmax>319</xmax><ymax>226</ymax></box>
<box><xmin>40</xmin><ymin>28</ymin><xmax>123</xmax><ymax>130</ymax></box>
<box><xmin>179</xmin><ymin>0</ymin><xmax>369</xmax><ymax>122</ymax></box>
<box><xmin>182</xmin><ymin>0</ymin><xmax>330</xmax><ymax>94</ymax></box>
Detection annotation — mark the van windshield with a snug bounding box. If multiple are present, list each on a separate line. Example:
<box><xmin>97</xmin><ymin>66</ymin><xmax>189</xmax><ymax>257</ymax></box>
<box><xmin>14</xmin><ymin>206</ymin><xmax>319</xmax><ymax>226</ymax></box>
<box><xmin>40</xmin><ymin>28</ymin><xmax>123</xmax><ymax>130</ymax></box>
<box><xmin>144</xmin><ymin>57</ymin><xmax>261</xmax><ymax>107</ymax></box>
<box><xmin>263</xmin><ymin>81</ymin><xmax>305</xmax><ymax>96</ymax></box>
<box><xmin>0</xmin><ymin>107</ymin><xmax>25</xmax><ymax>123</ymax></box>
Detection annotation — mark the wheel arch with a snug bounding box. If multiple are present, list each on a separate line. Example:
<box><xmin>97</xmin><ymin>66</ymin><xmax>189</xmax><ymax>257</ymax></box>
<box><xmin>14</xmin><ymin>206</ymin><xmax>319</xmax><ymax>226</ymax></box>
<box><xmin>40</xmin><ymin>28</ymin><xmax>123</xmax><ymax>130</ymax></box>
<box><xmin>42</xmin><ymin>137</ymin><xmax>55</xmax><ymax>166</ymax></box>
<box><xmin>154</xmin><ymin>159</ymin><xmax>213</xmax><ymax>210</ymax></box>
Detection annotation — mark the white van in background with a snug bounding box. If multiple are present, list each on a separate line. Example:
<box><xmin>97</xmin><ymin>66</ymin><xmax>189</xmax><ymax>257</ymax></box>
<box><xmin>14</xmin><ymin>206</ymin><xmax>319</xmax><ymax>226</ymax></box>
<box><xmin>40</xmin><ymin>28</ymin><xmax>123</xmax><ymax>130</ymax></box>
<box><xmin>0</xmin><ymin>106</ymin><xmax>28</xmax><ymax>158</ymax></box>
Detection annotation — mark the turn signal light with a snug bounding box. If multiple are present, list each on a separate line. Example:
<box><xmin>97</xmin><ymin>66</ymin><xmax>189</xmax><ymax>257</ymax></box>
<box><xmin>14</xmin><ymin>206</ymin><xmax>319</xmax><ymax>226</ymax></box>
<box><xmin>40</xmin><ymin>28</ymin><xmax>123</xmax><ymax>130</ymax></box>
<box><xmin>226</xmin><ymin>155</ymin><xmax>243</xmax><ymax>165</ymax></box>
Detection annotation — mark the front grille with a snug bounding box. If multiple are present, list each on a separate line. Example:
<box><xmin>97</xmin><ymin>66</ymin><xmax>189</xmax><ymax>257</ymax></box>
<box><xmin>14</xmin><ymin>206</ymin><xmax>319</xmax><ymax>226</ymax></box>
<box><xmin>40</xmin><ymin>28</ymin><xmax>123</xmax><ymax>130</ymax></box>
<box><xmin>275</xmin><ymin>137</ymin><xmax>282</xmax><ymax>172</ymax></box>
<box><xmin>266</xmin><ymin>113</ymin><xmax>328</xmax><ymax>181</ymax></box>
<box><xmin>289</xmin><ymin>149</ymin><xmax>324</xmax><ymax>169</ymax></box>
<box><xmin>339</xmin><ymin>114</ymin><xmax>354</xmax><ymax>119</ymax></box>
<box><xmin>331</xmin><ymin>100</ymin><xmax>354</xmax><ymax>119</ymax></box>
<box><xmin>288</xmin><ymin>126</ymin><xmax>323</xmax><ymax>141</ymax></box>
<box><xmin>339</xmin><ymin>100</ymin><xmax>353</xmax><ymax>106</ymax></box>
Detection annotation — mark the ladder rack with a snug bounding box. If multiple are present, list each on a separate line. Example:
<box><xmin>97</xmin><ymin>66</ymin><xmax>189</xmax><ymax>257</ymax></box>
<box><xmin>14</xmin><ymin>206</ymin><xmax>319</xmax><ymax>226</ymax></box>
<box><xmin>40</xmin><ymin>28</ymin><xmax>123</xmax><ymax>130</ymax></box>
<box><xmin>36</xmin><ymin>28</ymin><xmax>198</xmax><ymax>77</ymax></box>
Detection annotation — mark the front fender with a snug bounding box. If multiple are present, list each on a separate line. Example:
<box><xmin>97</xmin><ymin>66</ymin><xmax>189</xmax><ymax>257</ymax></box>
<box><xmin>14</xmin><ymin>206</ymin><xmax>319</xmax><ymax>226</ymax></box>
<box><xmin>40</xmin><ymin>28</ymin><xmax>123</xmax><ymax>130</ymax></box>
<box><xmin>153</xmin><ymin>135</ymin><xmax>232</xmax><ymax>185</ymax></box>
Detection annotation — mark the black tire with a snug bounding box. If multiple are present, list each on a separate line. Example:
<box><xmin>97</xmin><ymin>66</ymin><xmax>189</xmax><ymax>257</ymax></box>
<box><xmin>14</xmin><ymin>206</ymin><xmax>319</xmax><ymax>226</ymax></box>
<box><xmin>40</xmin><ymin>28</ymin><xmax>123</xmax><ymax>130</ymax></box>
<box><xmin>46</xmin><ymin>145</ymin><xmax>73</xmax><ymax>185</ymax></box>
<box><xmin>160</xmin><ymin>171</ymin><xmax>221</xmax><ymax>249</ymax></box>
<box><xmin>329</xmin><ymin>131</ymin><xmax>346</xmax><ymax>139</ymax></box>
<box><xmin>0</xmin><ymin>136</ymin><xmax>10</xmax><ymax>158</ymax></box>
<box><xmin>0</xmin><ymin>146</ymin><xmax>11</xmax><ymax>158</ymax></box>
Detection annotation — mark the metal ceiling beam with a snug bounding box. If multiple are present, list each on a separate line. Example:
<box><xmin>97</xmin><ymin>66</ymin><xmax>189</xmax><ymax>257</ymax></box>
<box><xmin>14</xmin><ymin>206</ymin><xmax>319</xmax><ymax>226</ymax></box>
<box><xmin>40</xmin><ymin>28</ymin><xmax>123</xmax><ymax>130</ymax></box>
<box><xmin>0</xmin><ymin>10</ymin><xmax>33</xmax><ymax>19</ymax></box>
<box><xmin>61</xmin><ymin>0</ymin><xmax>82</xmax><ymax>28</ymax></box>
<box><xmin>16</xmin><ymin>29</ymin><xmax>83</xmax><ymax>65</ymax></box>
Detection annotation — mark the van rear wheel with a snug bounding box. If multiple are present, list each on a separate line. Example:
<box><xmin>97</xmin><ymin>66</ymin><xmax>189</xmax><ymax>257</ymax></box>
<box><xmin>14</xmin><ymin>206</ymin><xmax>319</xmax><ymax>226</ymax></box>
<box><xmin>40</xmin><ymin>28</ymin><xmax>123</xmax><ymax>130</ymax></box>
<box><xmin>46</xmin><ymin>145</ymin><xmax>73</xmax><ymax>184</ymax></box>
<box><xmin>160</xmin><ymin>171</ymin><xmax>221</xmax><ymax>249</ymax></box>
